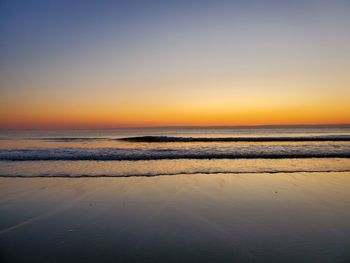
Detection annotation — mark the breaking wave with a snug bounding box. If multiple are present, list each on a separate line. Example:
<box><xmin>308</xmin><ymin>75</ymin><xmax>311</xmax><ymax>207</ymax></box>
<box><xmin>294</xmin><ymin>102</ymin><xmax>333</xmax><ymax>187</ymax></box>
<box><xmin>1</xmin><ymin>144</ymin><xmax>350</xmax><ymax>161</ymax></box>
<box><xmin>119</xmin><ymin>135</ymin><xmax>350</xmax><ymax>142</ymax></box>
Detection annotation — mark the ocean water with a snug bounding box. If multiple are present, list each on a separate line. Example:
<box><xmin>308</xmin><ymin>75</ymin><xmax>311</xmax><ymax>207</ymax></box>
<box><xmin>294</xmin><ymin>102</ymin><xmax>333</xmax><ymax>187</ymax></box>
<box><xmin>1</xmin><ymin>127</ymin><xmax>350</xmax><ymax>177</ymax></box>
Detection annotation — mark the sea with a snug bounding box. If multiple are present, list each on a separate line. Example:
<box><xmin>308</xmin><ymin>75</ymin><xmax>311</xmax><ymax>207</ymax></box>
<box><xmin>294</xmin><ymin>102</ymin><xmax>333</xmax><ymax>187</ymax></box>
<box><xmin>1</xmin><ymin>126</ymin><xmax>350</xmax><ymax>178</ymax></box>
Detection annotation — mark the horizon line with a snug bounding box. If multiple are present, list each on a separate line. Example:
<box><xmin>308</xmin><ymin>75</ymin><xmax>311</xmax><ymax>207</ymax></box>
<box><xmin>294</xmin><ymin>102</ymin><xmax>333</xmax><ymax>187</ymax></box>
<box><xmin>1</xmin><ymin>123</ymin><xmax>350</xmax><ymax>131</ymax></box>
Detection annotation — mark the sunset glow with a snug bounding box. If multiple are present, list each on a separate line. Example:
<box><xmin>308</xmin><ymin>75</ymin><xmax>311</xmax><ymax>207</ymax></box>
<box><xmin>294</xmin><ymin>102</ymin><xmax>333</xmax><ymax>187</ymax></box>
<box><xmin>1</xmin><ymin>0</ymin><xmax>350</xmax><ymax>129</ymax></box>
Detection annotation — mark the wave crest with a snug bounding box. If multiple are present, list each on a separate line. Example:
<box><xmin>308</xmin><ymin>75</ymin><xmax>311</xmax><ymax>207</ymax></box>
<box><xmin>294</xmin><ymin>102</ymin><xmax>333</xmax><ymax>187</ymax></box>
<box><xmin>119</xmin><ymin>135</ymin><xmax>350</xmax><ymax>142</ymax></box>
<box><xmin>1</xmin><ymin>145</ymin><xmax>350</xmax><ymax>161</ymax></box>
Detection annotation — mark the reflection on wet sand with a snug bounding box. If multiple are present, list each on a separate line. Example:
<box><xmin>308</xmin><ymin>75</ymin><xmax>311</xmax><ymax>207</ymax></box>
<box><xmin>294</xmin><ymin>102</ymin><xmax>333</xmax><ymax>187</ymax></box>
<box><xmin>1</xmin><ymin>172</ymin><xmax>350</xmax><ymax>262</ymax></box>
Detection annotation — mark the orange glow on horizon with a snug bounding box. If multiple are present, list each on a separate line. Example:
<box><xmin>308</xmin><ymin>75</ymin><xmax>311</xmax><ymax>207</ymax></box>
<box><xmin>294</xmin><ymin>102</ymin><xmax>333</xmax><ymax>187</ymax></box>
<box><xmin>1</xmin><ymin>101</ymin><xmax>349</xmax><ymax>129</ymax></box>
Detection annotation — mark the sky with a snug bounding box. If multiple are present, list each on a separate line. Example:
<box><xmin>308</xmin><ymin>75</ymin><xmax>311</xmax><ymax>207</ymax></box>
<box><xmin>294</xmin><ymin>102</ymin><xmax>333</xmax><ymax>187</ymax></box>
<box><xmin>1</xmin><ymin>0</ymin><xmax>350</xmax><ymax>129</ymax></box>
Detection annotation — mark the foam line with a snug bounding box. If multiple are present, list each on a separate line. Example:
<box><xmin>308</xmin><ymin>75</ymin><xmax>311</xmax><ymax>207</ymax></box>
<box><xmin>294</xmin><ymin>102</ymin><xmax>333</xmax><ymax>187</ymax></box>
<box><xmin>1</xmin><ymin>170</ymin><xmax>350</xmax><ymax>178</ymax></box>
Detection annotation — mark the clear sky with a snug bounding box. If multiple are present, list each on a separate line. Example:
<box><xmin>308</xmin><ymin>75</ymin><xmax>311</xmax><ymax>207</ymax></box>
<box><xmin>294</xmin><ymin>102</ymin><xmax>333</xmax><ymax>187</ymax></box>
<box><xmin>1</xmin><ymin>0</ymin><xmax>350</xmax><ymax>129</ymax></box>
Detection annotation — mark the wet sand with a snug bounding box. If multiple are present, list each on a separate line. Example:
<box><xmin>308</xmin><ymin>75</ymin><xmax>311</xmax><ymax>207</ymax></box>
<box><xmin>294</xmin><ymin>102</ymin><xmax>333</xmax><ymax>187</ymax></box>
<box><xmin>1</xmin><ymin>172</ymin><xmax>350</xmax><ymax>263</ymax></box>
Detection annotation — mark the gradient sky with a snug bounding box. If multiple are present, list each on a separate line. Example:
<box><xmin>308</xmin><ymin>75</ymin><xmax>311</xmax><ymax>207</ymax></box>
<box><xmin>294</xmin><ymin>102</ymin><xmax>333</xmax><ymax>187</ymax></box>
<box><xmin>1</xmin><ymin>0</ymin><xmax>350</xmax><ymax>128</ymax></box>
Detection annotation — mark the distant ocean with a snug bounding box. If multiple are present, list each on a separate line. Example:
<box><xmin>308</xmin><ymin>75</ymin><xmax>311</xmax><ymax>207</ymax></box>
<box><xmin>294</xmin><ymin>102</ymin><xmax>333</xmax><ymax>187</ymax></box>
<box><xmin>1</xmin><ymin>126</ymin><xmax>350</xmax><ymax>178</ymax></box>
